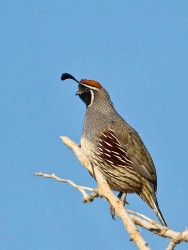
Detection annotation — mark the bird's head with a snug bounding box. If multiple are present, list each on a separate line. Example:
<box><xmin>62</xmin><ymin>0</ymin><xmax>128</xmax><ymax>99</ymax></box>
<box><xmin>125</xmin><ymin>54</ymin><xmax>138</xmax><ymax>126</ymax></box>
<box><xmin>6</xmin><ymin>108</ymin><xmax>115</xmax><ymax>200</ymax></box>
<box><xmin>61</xmin><ymin>73</ymin><xmax>111</xmax><ymax>108</ymax></box>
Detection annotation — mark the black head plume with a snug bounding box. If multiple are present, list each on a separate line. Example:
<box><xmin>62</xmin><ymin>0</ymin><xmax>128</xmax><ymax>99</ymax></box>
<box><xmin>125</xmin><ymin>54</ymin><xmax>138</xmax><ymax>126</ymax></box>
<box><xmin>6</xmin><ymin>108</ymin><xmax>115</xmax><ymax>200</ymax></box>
<box><xmin>61</xmin><ymin>73</ymin><xmax>79</xmax><ymax>83</ymax></box>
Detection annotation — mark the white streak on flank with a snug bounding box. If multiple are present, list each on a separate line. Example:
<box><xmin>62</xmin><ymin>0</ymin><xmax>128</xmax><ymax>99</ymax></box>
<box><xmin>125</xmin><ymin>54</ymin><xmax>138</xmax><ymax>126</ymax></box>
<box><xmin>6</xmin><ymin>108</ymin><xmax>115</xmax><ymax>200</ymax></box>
<box><xmin>109</xmin><ymin>132</ymin><xmax>121</xmax><ymax>144</ymax></box>
<box><xmin>118</xmin><ymin>164</ymin><xmax>133</xmax><ymax>170</ymax></box>
<box><xmin>111</xmin><ymin>150</ymin><xmax>121</xmax><ymax>155</ymax></box>
<box><xmin>122</xmin><ymin>156</ymin><xmax>133</xmax><ymax>164</ymax></box>
<box><xmin>88</xmin><ymin>90</ymin><xmax>94</xmax><ymax>107</ymax></box>
<box><xmin>103</xmin><ymin>141</ymin><xmax>113</xmax><ymax>147</ymax></box>
<box><xmin>114</xmin><ymin>155</ymin><xmax>126</xmax><ymax>162</ymax></box>
<box><xmin>118</xmin><ymin>164</ymin><xmax>126</xmax><ymax>167</ymax></box>
<box><xmin>106</xmin><ymin>159</ymin><xmax>114</xmax><ymax>165</ymax></box>
<box><xmin>107</xmin><ymin>135</ymin><xmax>114</xmax><ymax>140</ymax></box>
<box><xmin>117</xmin><ymin>146</ymin><xmax>127</xmax><ymax>154</ymax></box>
<box><xmin>108</xmin><ymin>132</ymin><xmax>115</xmax><ymax>138</ymax></box>
<box><xmin>115</xmin><ymin>137</ymin><xmax>121</xmax><ymax>145</ymax></box>
<box><xmin>109</xmin><ymin>128</ymin><xmax>115</xmax><ymax>133</ymax></box>
<box><xmin>101</xmin><ymin>132</ymin><xmax>107</xmax><ymax>138</ymax></box>
<box><xmin>104</xmin><ymin>153</ymin><xmax>111</xmax><ymax>158</ymax></box>
<box><xmin>104</xmin><ymin>148</ymin><xmax>111</xmax><ymax>153</ymax></box>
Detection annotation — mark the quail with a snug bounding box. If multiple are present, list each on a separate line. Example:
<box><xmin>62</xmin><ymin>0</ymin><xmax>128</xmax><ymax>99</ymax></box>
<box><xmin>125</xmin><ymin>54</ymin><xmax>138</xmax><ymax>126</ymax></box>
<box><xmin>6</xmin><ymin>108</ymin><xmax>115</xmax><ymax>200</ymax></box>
<box><xmin>61</xmin><ymin>73</ymin><xmax>167</xmax><ymax>227</ymax></box>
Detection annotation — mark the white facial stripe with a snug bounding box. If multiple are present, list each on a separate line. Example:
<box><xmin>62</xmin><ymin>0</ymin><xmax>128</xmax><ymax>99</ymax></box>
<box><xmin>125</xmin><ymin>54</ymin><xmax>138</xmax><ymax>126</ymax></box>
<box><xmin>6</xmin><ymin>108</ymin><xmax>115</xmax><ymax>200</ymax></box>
<box><xmin>80</xmin><ymin>83</ymin><xmax>99</xmax><ymax>91</ymax></box>
<box><xmin>88</xmin><ymin>90</ymin><xmax>94</xmax><ymax>107</ymax></box>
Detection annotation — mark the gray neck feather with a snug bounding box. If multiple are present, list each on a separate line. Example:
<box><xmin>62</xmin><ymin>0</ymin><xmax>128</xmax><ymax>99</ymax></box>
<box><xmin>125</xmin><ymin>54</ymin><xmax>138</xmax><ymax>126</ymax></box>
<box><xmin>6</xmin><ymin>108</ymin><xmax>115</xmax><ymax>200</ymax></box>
<box><xmin>82</xmin><ymin>88</ymin><xmax>119</xmax><ymax>138</ymax></box>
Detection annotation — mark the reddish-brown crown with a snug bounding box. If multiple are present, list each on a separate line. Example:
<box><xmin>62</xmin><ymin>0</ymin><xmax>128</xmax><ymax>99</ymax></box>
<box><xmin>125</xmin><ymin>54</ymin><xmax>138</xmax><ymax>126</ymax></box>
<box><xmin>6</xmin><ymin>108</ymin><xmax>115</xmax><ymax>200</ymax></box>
<box><xmin>80</xmin><ymin>79</ymin><xmax>103</xmax><ymax>89</ymax></box>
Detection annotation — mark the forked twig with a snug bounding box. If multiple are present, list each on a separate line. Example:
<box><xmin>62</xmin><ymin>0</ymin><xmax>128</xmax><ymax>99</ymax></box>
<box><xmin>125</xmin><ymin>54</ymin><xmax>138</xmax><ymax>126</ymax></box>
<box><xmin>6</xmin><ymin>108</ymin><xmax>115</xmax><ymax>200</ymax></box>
<box><xmin>35</xmin><ymin>136</ymin><xmax>188</xmax><ymax>250</ymax></box>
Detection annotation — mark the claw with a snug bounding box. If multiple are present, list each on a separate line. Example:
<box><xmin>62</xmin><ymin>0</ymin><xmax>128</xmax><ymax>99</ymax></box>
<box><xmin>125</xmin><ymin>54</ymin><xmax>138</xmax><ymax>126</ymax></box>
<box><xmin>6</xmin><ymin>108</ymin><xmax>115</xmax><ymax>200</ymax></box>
<box><xmin>109</xmin><ymin>192</ymin><xmax>129</xmax><ymax>220</ymax></box>
<box><xmin>109</xmin><ymin>204</ymin><xmax>116</xmax><ymax>220</ymax></box>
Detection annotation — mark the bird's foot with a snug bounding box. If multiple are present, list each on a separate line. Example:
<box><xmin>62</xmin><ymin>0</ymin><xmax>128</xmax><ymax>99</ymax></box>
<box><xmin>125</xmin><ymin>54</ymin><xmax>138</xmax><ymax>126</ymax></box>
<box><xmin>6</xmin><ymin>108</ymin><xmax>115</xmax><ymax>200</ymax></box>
<box><xmin>109</xmin><ymin>192</ymin><xmax>129</xmax><ymax>219</ymax></box>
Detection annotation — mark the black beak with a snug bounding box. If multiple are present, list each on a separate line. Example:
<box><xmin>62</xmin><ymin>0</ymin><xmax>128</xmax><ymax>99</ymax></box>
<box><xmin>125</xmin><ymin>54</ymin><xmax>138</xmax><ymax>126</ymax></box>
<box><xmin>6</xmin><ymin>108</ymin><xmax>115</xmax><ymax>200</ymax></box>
<box><xmin>75</xmin><ymin>90</ymin><xmax>80</xmax><ymax>96</ymax></box>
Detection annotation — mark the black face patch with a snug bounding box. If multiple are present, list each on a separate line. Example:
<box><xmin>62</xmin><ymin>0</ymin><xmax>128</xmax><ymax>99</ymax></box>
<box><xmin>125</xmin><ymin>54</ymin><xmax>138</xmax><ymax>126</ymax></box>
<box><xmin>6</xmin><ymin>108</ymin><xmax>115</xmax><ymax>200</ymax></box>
<box><xmin>79</xmin><ymin>90</ymin><xmax>92</xmax><ymax>106</ymax></box>
<box><xmin>76</xmin><ymin>84</ymin><xmax>92</xmax><ymax>107</ymax></box>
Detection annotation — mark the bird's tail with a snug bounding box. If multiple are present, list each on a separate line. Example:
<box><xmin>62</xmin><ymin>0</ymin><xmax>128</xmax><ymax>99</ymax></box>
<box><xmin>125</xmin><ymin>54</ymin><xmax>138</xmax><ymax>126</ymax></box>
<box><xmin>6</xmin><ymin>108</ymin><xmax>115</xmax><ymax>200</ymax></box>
<box><xmin>140</xmin><ymin>182</ymin><xmax>168</xmax><ymax>227</ymax></box>
<box><xmin>150</xmin><ymin>195</ymin><xmax>168</xmax><ymax>227</ymax></box>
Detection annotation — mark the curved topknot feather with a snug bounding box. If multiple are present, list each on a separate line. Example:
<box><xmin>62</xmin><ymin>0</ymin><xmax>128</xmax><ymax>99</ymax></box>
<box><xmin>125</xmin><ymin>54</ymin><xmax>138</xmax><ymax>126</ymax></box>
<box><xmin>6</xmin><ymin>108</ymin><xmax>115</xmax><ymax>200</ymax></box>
<box><xmin>61</xmin><ymin>73</ymin><xmax>103</xmax><ymax>89</ymax></box>
<box><xmin>61</xmin><ymin>73</ymin><xmax>79</xmax><ymax>83</ymax></box>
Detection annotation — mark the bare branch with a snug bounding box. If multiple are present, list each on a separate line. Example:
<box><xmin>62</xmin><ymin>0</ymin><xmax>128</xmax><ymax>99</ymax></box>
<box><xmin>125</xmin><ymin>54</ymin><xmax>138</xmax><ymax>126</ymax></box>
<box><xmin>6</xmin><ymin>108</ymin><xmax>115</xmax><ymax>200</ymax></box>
<box><xmin>60</xmin><ymin>136</ymin><xmax>150</xmax><ymax>250</ymax></box>
<box><xmin>127</xmin><ymin>210</ymin><xmax>153</xmax><ymax>223</ymax></box>
<box><xmin>35</xmin><ymin>136</ymin><xmax>188</xmax><ymax>249</ymax></box>
<box><xmin>35</xmin><ymin>172</ymin><xmax>95</xmax><ymax>202</ymax></box>
<box><xmin>129</xmin><ymin>214</ymin><xmax>188</xmax><ymax>243</ymax></box>
<box><xmin>166</xmin><ymin>240</ymin><xmax>177</xmax><ymax>250</ymax></box>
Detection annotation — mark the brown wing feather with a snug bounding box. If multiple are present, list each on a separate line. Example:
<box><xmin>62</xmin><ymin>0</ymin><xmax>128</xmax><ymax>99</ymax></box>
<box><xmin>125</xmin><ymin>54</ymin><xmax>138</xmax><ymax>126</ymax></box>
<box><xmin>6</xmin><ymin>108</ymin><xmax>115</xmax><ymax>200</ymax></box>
<box><xmin>97</xmin><ymin>129</ymin><xmax>134</xmax><ymax>168</ymax></box>
<box><xmin>97</xmin><ymin>128</ymin><xmax>157</xmax><ymax>187</ymax></box>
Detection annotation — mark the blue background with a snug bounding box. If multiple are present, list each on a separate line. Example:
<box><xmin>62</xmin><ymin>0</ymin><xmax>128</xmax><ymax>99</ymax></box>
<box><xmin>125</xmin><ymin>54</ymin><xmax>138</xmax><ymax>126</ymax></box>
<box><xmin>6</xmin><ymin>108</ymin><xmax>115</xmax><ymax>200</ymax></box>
<box><xmin>1</xmin><ymin>1</ymin><xmax>188</xmax><ymax>249</ymax></box>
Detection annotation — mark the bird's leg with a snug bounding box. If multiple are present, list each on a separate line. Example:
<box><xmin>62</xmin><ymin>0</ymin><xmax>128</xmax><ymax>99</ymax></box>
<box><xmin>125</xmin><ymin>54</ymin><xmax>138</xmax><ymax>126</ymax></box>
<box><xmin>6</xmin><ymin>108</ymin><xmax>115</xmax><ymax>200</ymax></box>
<box><xmin>109</xmin><ymin>192</ymin><xmax>129</xmax><ymax>219</ymax></box>
<box><xmin>118</xmin><ymin>192</ymin><xmax>129</xmax><ymax>206</ymax></box>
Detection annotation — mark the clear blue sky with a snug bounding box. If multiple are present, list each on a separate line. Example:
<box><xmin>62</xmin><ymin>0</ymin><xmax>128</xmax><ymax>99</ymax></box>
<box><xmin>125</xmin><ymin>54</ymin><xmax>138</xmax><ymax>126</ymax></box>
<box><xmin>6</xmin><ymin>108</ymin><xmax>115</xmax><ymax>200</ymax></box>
<box><xmin>1</xmin><ymin>1</ymin><xmax>188</xmax><ymax>249</ymax></box>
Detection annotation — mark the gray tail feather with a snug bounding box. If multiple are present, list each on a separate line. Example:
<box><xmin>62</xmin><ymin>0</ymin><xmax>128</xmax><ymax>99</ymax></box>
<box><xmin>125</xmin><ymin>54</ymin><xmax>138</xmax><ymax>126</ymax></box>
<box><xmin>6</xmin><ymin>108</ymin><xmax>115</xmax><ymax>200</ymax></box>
<box><xmin>140</xmin><ymin>182</ymin><xmax>168</xmax><ymax>227</ymax></box>
<box><xmin>151</xmin><ymin>196</ymin><xmax>168</xmax><ymax>227</ymax></box>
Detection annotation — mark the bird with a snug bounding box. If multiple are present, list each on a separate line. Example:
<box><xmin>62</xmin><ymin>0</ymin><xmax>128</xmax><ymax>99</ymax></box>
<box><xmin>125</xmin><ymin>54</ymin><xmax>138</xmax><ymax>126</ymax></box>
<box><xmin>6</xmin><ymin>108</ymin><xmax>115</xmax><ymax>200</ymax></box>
<box><xmin>61</xmin><ymin>72</ymin><xmax>167</xmax><ymax>227</ymax></box>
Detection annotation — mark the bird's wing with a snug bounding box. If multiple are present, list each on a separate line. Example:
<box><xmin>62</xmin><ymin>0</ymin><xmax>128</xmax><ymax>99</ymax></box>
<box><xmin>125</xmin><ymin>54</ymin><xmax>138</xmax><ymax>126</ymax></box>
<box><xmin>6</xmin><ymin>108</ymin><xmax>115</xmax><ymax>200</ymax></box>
<box><xmin>97</xmin><ymin>128</ymin><xmax>157</xmax><ymax>187</ymax></box>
